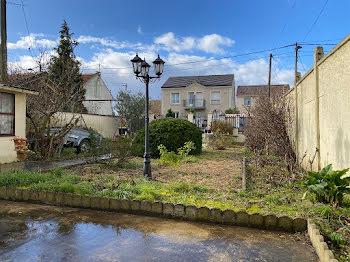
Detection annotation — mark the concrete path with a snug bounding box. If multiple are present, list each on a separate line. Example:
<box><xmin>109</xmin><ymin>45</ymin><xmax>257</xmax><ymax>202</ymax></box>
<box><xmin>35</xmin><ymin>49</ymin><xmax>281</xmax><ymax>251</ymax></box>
<box><xmin>0</xmin><ymin>201</ymin><xmax>316</xmax><ymax>262</ymax></box>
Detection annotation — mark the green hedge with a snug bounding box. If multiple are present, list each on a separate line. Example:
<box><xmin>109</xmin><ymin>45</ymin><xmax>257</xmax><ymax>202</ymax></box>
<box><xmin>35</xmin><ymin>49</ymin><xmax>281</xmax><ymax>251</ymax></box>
<box><xmin>133</xmin><ymin>118</ymin><xmax>202</xmax><ymax>158</ymax></box>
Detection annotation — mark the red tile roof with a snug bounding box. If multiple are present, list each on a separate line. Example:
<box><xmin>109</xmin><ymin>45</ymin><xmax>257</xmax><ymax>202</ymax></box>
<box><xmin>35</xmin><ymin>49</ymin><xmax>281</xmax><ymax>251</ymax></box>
<box><xmin>82</xmin><ymin>73</ymin><xmax>98</xmax><ymax>84</ymax></box>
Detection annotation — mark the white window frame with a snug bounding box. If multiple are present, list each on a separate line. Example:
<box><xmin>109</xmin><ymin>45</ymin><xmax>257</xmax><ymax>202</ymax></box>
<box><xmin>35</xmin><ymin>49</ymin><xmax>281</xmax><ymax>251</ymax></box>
<box><xmin>244</xmin><ymin>97</ymin><xmax>251</xmax><ymax>106</ymax></box>
<box><xmin>211</xmin><ymin>91</ymin><xmax>221</xmax><ymax>105</ymax></box>
<box><xmin>174</xmin><ymin>112</ymin><xmax>179</xmax><ymax>118</ymax></box>
<box><xmin>171</xmin><ymin>93</ymin><xmax>180</xmax><ymax>104</ymax></box>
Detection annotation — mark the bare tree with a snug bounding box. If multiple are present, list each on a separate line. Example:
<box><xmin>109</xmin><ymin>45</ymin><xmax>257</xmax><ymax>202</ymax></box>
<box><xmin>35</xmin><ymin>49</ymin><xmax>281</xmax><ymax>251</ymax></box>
<box><xmin>7</xmin><ymin>21</ymin><xmax>86</xmax><ymax>158</ymax></box>
<box><xmin>244</xmin><ymin>95</ymin><xmax>296</xmax><ymax>170</ymax></box>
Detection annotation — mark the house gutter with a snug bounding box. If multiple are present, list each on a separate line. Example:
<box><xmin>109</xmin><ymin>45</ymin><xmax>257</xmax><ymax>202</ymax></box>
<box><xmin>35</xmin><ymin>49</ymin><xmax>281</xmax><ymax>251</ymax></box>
<box><xmin>0</xmin><ymin>85</ymin><xmax>38</xmax><ymax>95</ymax></box>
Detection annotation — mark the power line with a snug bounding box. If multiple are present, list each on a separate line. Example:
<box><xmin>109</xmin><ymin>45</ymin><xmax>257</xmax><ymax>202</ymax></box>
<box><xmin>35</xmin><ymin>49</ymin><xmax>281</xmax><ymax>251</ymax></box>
<box><xmin>298</xmin><ymin>53</ymin><xmax>307</xmax><ymax>72</ymax></box>
<box><xmin>82</xmin><ymin>43</ymin><xmax>296</xmax><ymax>71</ymax></box>
<box><xmin>302</xmin><ymin>0</ymin><xmax>329</xmax><ymax>41</ymax></box>
<box><xmin>19</xmin><ymin>0</ymin><xmax>35</xmax><ymax>59</ymax></box>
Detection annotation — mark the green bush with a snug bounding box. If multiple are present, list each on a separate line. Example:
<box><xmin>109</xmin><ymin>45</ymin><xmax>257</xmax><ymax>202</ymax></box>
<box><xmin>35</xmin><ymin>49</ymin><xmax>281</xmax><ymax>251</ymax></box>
<box><xmin>165</xmin><ymin>109</ymin><xmax>175</xmax><ymax>118</ymax></box>
<box><xmin>134</xmin><ymin>118</ymin><xmax>202</xmax><ymax>158</ymax></box>
<box><xmin>303</xmin><ymin>164</ymin><xmax>350</xmax><ymax>206</ymax></box>
<box><xmin>158</xmin><ymin>141</ymin><xmax>195</xmax><ymax>166</ymax></box>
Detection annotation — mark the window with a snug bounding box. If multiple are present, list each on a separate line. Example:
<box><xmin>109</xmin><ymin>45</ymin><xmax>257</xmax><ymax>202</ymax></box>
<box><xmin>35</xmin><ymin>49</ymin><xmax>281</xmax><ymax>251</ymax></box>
<box><xmin>174</xmin><ymin>112</ymin><xmax>179</xmax><ymax>118</ymax></box>
<box><xmin>171</xmin><ymin>93</ymin><xmax>179</xmax><ymax>104</ymax></box>
<box><xmin>211</xmin><ymin>91</ymin><xmax>220</xmax><ymax>104</ymax></box>
<box><xmin>244</xmin><ymin>97</ymin><xmax>251</xmax><ymax>106</ymax></box>
<box><xmin>188</xmin><ymin>92</ymin><xmax>195</xmax><ymax>106</ymax></box>
<box><xmin>0</xmin><ymin>92</ymin><xmax>15</xmax><ymax>136</ymax></box>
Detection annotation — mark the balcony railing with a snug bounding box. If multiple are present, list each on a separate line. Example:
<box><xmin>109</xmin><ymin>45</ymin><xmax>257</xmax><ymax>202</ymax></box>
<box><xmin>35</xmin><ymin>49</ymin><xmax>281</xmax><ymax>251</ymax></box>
<box><xmin>183</xmin><ymin>99</ymin><xmax>206</xmax><ymax>109</ymax></box>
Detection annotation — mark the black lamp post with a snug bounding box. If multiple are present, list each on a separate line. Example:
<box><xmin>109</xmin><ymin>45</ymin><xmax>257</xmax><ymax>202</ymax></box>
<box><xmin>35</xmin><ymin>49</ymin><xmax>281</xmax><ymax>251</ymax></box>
<box><xmin>131</xmin><ymin>54</ymin><xmax>165</xmax><ymax>179</ymax></box>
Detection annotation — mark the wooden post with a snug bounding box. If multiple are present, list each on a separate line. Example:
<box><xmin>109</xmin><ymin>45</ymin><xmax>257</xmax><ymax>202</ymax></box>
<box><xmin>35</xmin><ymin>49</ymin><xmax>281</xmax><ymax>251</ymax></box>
<box><xmin>0</xmin><ymin>0</ymin><xmax>7</xmax><ymax>84</ymax></box>
<box><xmin>242</xmin><ymin>157</ymin><xmax>246</xmax><ymax>191</ymax></box>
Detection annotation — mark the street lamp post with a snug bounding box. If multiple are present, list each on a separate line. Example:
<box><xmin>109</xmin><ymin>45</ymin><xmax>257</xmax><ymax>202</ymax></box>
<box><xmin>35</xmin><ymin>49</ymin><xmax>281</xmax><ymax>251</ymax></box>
<box><xmin>131</xmin><ymin>54</ymin><xmax>165</xmax><ymax>179</ymax></box>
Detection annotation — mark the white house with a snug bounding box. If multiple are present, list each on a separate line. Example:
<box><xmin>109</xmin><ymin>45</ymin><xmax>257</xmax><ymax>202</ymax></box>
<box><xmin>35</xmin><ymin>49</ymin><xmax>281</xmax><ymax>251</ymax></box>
<box><xmin>0</xmin><ymin>84</ymin><xmax>38</xmax><ymax>164</ymax></box>
<box><xmin>82</xmin><ymin>73</ymin><xmax>114</xmax><ymax>116</ymax></box>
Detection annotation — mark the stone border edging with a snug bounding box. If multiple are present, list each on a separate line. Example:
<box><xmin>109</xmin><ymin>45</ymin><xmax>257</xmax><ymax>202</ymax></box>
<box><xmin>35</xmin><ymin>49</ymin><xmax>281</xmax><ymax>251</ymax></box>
<box><xmin>0</xmin><ymin>187</ymin><xmax>307</xmax><ymax>233</ymax></box>
<box><xmin>308</xmin><ymin>219</ymin><xmax>338</xmax><ymax>262</ymax></box>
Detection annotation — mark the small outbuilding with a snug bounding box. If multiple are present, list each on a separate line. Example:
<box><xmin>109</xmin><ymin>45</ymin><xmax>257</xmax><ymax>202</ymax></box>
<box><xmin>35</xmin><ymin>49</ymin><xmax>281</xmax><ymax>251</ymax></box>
<box><xmin>0</xmin><ymin>84</ymin><xmax>38</xmax><ymax>164</ymax></box>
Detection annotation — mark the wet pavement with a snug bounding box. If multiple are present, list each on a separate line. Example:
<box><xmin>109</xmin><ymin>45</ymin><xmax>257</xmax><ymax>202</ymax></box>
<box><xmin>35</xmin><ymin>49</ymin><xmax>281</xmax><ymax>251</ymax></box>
<box><xmin>0</xmin><ymin>154</ymin><xmax>112</xmax><ymax>173</ymax></box>
<box><xmin>0</xmin><ymin>201</ymin><xmax>316</xmax><ymax>262</ymax></box>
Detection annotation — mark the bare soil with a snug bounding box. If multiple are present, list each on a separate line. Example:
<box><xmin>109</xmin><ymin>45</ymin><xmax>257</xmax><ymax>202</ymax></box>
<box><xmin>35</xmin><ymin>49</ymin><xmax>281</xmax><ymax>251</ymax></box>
<box><xmin>67</xmin><ymin>146</ymin><xmax>245</xmax><ymax>192</ymax></box>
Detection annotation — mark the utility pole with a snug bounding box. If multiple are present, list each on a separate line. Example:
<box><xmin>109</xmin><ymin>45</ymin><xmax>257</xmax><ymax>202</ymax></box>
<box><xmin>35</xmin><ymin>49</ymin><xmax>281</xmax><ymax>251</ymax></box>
<box><xmin>0</xmin><ymin>0</ymin><xmax>7</xmax><ymax>84</ymax></box>
<box><xmin>294</xmin><ymin>43</ymin><xmax>302</xmax><ymax>85</ymax></box>
<box><xmin>267</xmin><ymin>53</ymin><xmax>272</xmax><ymax>99</ymax></box>
<box><xmin>122</xmin><ymin>83</ymin><xmax>127</xmax><ymax>91</ymax></box>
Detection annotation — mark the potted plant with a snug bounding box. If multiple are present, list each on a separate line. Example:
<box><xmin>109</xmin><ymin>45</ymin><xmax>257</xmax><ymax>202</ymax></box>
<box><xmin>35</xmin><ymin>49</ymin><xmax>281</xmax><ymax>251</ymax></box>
<box><xmin>13</xmin><ymin>137</ymin><xmax>31</xmax><ymax>161</ymax></box>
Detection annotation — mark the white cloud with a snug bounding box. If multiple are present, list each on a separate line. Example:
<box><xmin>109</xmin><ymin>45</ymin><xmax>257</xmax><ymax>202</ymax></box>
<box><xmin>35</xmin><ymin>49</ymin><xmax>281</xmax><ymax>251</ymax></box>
<box><xmin>77</xmin><ymin>35</ymin><xmax>142</xmax><ymax>50</ymax></box>
<box><xmin>154</xmin><ymin>32</ymin><xmax>196</xmax><ymax>52</ymax></box>
<box><xmin>154</xmin><ymin>32</ymin><xmax>234</xmax><ymax>54</ymax></box>
<box><xmin>137</xmin><ymin>25</ymin><xmax>143</xmax><ymax>35</ymax></box>
<box><xmin>8</xmin><ymin>34</ymin><xmax>57</xmax><ymax>50</ymax></box>
<box><xmin>197</xmin><ymin>34</ymin><xmax>235</xmax><ymax>54</ymax></box>
<box><xmin>163</xmin><ymin>52</ymin><xmax>293</xmax><ymax>87</ymax></box>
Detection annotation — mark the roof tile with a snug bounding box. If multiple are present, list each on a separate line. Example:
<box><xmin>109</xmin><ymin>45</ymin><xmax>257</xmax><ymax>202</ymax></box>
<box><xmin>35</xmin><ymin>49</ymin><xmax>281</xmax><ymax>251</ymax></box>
<box><xmin>161</xmin><ymin>74</ymin><xmax>234</xmax><ymax>88</ymax></box>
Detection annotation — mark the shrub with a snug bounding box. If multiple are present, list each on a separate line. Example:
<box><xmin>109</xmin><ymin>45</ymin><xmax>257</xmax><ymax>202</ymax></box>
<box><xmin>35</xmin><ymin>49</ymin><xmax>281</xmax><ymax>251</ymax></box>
<box><xmin>165</xmin><ymin>109</ymin><xmax>175</xmax><ymax>118</ymax></box>
<box><xmin>303</xmin><ymin>164</ymin><xmax>350</xmax><ymax>206</ymax></box>
<box><xmin>244</xmin><ymin>96</ymin><xmax>295</xmax><ymax>167</ymax></box>
<box><xmin>225</xmin><ymin>107</ymin><xmax>240</xmax><ymax>114</ymax></box>
<box><xmin>158</xmin><ymin>141</ymin><xmax>195</xmax><ymax>166</ymax></box>
<box><xmin>103</xmin><ymin>137</ymin><xmax>134</xmax><ymax>167</ymax></box>
<box><xmin>134</xmin><ymin>118</ymin><xmax>202</xmax><ymax>158</ymax></box>
<box><xmin>211</xmin><ymin>121</ymin><xmax>233</xmax><ymax>135</ymax></box>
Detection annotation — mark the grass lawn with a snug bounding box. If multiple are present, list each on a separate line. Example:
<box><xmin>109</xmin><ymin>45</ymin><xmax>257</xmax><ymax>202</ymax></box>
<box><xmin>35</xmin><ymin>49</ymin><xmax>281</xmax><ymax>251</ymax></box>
<box><xmin>1</xmin><ymin>145</ymin><xmax>349</xmax><ymax>261</ymax></box>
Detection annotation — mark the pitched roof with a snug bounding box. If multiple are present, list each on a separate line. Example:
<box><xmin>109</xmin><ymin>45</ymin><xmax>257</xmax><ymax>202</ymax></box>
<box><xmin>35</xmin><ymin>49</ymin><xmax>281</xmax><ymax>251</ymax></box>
<box><xmin>0</xmin><ymin>84</ymin><xmax>38</xmax><ymax>95</ymax></box>
<box><xmin>236</xmin><ymin>84</ymin><xmax>290</xmax><ymax>97</ymax></box>
<box><xmin>161</xmin><ymin>74</ymin><xmax>234</xmax><ymax>88</ymax></box>
<box><xmin>82</xmin><ymin>73</ymin><xmax>98</xmax><ymax>85</ymax></box>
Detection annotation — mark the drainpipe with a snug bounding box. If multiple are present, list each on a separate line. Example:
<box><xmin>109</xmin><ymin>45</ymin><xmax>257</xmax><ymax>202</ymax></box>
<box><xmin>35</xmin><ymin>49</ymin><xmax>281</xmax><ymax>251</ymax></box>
<box><xmin>314</xmin><ymin>46</ymin><xmax>324</xmax><ymax>171</ymax></box>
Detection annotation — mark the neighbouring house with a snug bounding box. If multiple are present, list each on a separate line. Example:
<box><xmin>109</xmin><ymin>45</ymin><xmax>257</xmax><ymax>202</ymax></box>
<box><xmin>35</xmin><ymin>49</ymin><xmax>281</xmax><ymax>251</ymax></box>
<box><xmin>161</xmin><ymin>74</ymin><xmax>235</xmax><ymax>129</ymax></box>
<box><xmin>82</xmin><ymin>73</ymin><xmax>114</xmax><ymax>116</ymax></box>
<box><xmin>0</xmin><ymin>84</ymin><xmax>38</xmax><ymax>164</ymax></box>
<box><xmin>149</xmin><ymin>99</ymin><xmax>161</xmax><ymax>121</ymax></box>
<box><xmin>8</xmin><ymin>72</ymin><xmax>120</xmax><ymax>140</ymax></box>
<box><xmin>236</xmin><ymin>84</ymin><xmax>290</xmax><ymax>114</ymax></box>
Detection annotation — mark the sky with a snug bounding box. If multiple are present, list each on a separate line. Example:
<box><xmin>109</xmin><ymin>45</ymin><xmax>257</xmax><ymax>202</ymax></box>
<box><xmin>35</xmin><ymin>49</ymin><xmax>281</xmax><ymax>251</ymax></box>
<box><xmin>5</xmin><ymin>0</ymin><xmax>350</xmax><ymax>99</ymax></box>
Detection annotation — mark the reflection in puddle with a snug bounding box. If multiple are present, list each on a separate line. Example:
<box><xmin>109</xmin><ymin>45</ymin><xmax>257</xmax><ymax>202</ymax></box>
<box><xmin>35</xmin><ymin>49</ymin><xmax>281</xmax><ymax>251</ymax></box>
<box><xmin>0</xmin><ymin>201</ymin><xmax>316</xmax><ymax>262</ymax></box>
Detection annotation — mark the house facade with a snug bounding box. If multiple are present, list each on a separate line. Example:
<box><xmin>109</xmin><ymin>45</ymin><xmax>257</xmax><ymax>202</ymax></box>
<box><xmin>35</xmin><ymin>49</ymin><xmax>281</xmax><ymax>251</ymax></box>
<box><xmin>82</xmin><ymin>73</ymin><xmax>114</xmax><ymax>116</ymax></box>
<box><xmin>236</xmin><ymin>84</ymin><xmax>290</xmax><ymax>114</ymax></box>
<box><xmin>0</xmin><ymin>84</ymin><xmax>38</xmax><ymax>164</ymax></box>
<box><xmin>161</xmin><ymin>74</ymin><xmax>235</xmax><ymax>129</ymax></box>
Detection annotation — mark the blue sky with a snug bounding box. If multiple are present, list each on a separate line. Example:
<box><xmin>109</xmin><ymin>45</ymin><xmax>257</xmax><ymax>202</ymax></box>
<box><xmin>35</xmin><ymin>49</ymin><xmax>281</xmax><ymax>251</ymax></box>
<box><xmin>6</xmin><ymin>0</ymin><xmax>350</xmax><ymax>99</ymax></box>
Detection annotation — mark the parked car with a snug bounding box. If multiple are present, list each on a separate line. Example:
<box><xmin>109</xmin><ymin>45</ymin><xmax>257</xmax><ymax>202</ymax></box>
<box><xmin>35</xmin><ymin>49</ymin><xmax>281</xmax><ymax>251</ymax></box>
<box><xmin>49</xmin><ymin>127</ymin><xmax>102</xmax><ymax>154</ymax></box>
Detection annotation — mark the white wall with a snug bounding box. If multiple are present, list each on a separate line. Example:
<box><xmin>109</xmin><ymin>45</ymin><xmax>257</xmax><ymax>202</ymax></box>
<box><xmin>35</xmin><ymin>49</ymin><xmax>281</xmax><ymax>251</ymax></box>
<box><xmin>0</xmin><ymin>92</ymin><xmax>27</xmax><ymax>164</ymax></box>
<box><xmin>83</xmin><ymin>74</ymin><xmax>114</xmax><ymax>116</ymax></box>
<box><xmin>53</xmin><ymin>112</ymin><xmax>121</xmax><ymax>139</ymax></box>
<box><xmin>286</xmin><ymin>34</ymin><xmax>350</xmax><ymax>171</ymax></box>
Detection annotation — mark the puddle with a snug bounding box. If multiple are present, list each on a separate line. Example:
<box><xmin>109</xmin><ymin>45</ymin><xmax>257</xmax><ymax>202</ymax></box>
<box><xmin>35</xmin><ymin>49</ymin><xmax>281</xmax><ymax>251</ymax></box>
<box><xmin>0</xmin><ymin>201</ymin><xmax>316</xmax><ymax>262</ymax></box>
